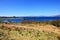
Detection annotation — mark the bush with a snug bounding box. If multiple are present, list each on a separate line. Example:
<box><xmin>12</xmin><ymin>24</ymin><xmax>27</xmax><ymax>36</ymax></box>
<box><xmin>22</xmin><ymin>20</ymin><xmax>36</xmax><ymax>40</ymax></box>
<box><xmin>50</xmin><ymin>20</ymin><xmax>60</xmax><ymax>27</ymax></box>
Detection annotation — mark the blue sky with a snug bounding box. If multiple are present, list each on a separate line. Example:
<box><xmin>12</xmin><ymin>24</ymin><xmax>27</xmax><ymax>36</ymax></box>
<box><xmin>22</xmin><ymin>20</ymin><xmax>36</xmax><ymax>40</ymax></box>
<box><xmin>0</xmin><ymin>0</ymin><xmax>60</xmax><ymax>16</ymax></box>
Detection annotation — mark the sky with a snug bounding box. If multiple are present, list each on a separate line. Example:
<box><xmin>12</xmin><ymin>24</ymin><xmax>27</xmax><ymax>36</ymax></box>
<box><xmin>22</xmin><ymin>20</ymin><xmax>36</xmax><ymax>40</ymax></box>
<box><xmin>0</xmin><ymin>0</ymin><xmax>60</xmax><ymax>16</ymax></box>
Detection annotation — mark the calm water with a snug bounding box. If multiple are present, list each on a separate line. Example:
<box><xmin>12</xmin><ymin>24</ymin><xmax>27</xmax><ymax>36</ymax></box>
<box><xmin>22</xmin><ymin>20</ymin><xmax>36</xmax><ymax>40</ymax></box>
<box><xmin>1</xmin><ymin>17</ymin><xmax>60</xmax><ymax>22</ymax></box>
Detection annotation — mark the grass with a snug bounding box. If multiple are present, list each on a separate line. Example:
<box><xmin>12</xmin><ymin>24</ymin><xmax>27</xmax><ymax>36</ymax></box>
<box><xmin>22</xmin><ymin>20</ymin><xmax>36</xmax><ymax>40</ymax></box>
<box><xmin>0</xmin><ymin>25</ymin><xmax>59</xmax><ymax>40</ymax></box>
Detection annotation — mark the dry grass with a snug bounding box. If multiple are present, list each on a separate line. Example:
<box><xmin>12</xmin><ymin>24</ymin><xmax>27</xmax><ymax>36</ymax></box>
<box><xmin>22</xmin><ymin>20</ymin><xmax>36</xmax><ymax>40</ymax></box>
<box><xmin>0</xmin><ymin>23</ymin><xmax>60</xmax><ymax>40</ymax></box>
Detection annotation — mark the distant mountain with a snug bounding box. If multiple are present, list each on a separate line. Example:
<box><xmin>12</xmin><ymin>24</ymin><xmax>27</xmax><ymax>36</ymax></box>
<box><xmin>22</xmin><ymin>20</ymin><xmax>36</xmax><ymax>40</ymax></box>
<box><xmin>52</xmin><ymin>15</ymin><xmax>60</xmax><ymax>17</ymax></box>
<box><xmin>0</xmin><ymin>15</ymin><xmax>60</xmax><ymax>18</ymax></box>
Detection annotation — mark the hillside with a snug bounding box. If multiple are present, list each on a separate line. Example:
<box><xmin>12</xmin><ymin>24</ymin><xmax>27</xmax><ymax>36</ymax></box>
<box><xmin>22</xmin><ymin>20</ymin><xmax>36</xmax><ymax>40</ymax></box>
<box><xmin>0</xmin><ymin>23</ymin><xmax>60</xmax><ymax>40</ymax></box>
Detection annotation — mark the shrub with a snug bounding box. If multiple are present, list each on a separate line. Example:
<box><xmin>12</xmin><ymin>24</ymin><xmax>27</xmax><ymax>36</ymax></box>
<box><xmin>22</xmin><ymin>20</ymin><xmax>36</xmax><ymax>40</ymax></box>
<box><xmin>50</xmin><ymin>20</ymin><xmax>60</xmax><ymax>27</ymax></box>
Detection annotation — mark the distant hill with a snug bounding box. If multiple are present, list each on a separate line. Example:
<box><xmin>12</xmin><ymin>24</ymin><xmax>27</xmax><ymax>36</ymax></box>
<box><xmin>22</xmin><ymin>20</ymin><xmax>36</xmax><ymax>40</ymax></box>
<box><xmin>52</xmin><ymin>15</ymin><xmax>60</xmax><ymax>17</ymax></box>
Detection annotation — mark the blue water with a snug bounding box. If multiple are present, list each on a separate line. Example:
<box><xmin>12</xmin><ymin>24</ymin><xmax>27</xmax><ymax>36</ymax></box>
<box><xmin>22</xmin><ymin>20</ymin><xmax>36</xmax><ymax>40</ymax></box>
<box><xmin>1</xmin><ymin>17</ymin><xmax>60</xmax><ymax>22</ymax></box>
<box><xmin>21</xmin><ymin>17</ymin><xmax>60</xmax><ymax>22</ymax></box>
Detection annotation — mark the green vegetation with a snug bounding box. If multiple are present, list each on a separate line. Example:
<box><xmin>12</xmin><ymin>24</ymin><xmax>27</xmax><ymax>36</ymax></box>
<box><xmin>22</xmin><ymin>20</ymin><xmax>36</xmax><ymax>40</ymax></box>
<box><xmin>0</xmin><ymin>25</ymin><xmax>59</xmax><ymax>40</ymax></box>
